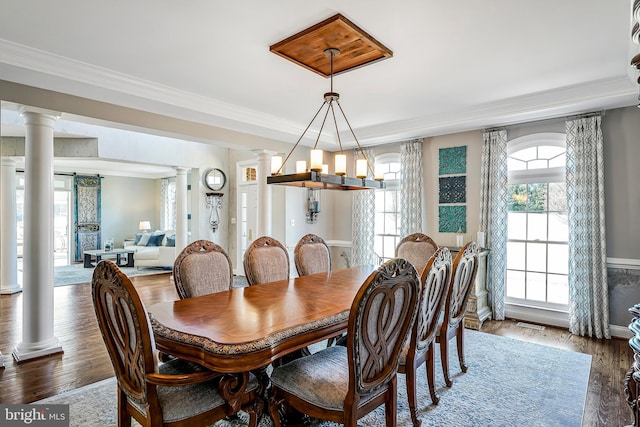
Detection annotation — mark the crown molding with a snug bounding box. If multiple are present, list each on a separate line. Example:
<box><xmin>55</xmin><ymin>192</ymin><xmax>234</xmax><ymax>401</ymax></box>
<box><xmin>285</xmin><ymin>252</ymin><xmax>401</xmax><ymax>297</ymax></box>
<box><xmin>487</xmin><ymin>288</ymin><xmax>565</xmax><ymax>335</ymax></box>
<box><xmin>1</xmin><ymin>38</ymin><xmax>637</xmax><ymax>150</ymax></box>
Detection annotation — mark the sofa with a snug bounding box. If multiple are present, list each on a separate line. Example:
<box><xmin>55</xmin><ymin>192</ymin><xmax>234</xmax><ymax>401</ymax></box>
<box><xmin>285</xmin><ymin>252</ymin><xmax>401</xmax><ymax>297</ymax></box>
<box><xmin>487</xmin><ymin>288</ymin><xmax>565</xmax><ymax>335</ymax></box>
<box><xmin>124</xmin><ymin>230</ymin><xmax>176</xmax><ymax>269</ymax></box>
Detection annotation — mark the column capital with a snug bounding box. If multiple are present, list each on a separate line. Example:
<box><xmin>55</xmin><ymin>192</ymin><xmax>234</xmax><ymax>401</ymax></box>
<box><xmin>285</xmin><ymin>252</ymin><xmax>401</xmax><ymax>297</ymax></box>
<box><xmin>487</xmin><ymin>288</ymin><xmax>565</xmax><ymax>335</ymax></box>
<box><xmin>251</xmin><ymin>149</ymin><xmax>277</xmax><ymax>160</ymax></box>
<box><xmin>174</xmin><ymin>167</ymin><xmax>190</xmax><ymax>175</ymax></box>
<box><xmin>19</xmin><ymin>106</ymin><xmax>60</xmax><ymax>127</ymax></box>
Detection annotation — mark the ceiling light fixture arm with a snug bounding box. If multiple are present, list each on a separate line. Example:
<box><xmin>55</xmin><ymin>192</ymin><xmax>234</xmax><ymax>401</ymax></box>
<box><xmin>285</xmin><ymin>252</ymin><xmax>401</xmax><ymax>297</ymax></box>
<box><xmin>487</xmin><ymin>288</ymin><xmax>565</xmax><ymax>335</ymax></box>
<box><xmin>275</xmin><ymin>100</ymin><xmax>328</xmax><ymax>175</ymax></box>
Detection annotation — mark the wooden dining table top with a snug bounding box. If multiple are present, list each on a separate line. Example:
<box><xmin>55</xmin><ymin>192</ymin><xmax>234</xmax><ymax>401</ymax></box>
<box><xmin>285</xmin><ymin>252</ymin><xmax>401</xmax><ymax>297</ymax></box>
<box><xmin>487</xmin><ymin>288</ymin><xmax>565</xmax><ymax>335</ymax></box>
<box><xmin>148</xmin><ymin>264</ymin><xmax>377</xmax><ymax>372</ymax></box>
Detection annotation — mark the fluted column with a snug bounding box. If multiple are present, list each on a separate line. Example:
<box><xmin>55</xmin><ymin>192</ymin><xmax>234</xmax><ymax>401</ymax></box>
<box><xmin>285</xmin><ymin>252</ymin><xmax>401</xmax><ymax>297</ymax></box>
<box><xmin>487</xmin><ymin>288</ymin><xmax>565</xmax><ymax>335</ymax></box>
<box><xmin>253</xmin><ymin>149</ymin><xmax>275</xmax><ymax>238</ymax></box>
<box><xmin>13</xmin><ymin>107</ymin><xmax>62</xmax><ymax>362</ymax></box>
<box><xmin>1</xmin><ymin>158</ymin><xmax>21</xmax><ymax>294</ymax></box>
<box><xmin>175</xmin><ymin>167</ymin><xmax>189</xmax><ymax>251</ymax></box>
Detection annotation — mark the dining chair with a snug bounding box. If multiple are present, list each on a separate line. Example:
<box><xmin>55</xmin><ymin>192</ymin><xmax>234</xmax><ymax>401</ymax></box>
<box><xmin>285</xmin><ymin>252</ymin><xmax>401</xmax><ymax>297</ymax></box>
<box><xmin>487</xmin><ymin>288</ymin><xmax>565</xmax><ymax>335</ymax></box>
<box><xmin>243</xmin><ymin>236</ymin><xmax>290</xmax><ymax>286</ymax></box>
<box><xmin>173</xmin><ymin>240</ymin><xmax>233</xmax><ymax>298</ymax></box>
<box><xmin>293</xmin><ymin>233</ymin><xmax>341</xmax><ymax>347</ymax></box>
<box><xmin>437</xmin><ymin>241</ymin><xmax>479</xmax><ymax>387</ymax></box>
<box><xmin>91</xmin><ymin>259</ymin><xmax>259</xmax><ymax>427</ymax></box>
<box><xmin>398</xmin><ymin>247</ymin><xmax>452</xmax><ymax>426</ymax></box>
<box><xmin>294</xmin><ymin>233</ymin><xmax>331</xmax><ymax>276</ymax></box>
<box><xmin>268</xmin><ymin>257</ymin><xmax>421</xmax><ymax>427</ymax></box>
<box><xmin>396</xmin><ymin>233</ymin><xmax>438</xmax><ymax>272</ymax></box>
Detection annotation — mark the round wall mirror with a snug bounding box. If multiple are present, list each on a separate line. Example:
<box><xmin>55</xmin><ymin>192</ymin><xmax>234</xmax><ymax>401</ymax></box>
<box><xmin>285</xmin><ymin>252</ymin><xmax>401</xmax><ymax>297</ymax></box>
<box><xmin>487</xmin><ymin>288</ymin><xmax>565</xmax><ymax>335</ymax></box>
<box><xmin>203</xmin><ymin>168</ymin><xmax>226</xmax><ymax>191</ymax></box>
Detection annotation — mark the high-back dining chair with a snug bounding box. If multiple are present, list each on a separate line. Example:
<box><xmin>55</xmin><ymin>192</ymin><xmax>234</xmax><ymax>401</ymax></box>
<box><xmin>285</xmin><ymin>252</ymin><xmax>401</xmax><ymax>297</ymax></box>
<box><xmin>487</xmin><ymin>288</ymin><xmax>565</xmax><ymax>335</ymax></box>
<box><xmin>437</xmin><ymin>241</ymin><xmax>479</xmax><ymax>387</ymax></box>
<box><xmin>91</xmin><ymin>260</ymin><xmax>259</xmax><ymax>427</ymax></box>
<box><xmin>294</xmin><ymin>233</ymin><xmax>331</xmax><ymax>276</ymax></box>
<box><xmin>268</xmin><ymin>258</ymin><xmax>421</xmax><ymax>427</ymax></box>
<box><xmin>173</xmin><ymin>240</ymin><xmax>233</xmax><ymax>298</ymax></box>
<box><xmin>243</xmin><ymin>236</ymin><xmax>290</xmax><ymax>286</ymax></box>
<box><xmin>398</xmin><ymin>247</ymin><xmax>452</xmax><ymax>426</ymax></box>
<box><xmin>396</xmin><ymin>233</ymin><xmax>438</xmax><ymax>272</ymax></box>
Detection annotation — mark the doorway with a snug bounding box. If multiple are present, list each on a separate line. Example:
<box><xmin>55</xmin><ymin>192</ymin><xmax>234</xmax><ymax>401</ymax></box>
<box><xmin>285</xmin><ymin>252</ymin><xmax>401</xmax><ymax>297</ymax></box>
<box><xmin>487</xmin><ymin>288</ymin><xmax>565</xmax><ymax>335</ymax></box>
<box><xmin>236</xmin><ymin>160</ymin><xmax>258</xmax><ymax>273</ymax></box>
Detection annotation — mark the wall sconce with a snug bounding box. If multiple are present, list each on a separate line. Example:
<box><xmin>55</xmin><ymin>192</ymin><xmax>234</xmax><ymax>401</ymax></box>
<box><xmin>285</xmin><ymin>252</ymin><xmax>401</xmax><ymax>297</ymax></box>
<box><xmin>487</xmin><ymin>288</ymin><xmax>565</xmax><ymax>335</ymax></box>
<box><xmin>306</xmin><ymin>188</ymin><xmax>320</xmax><ymax>224</ymax></box>
<box><xmin>206</xmin><ymin>192</ymin><xmax>223</xmax><ymax>232</ymax></box>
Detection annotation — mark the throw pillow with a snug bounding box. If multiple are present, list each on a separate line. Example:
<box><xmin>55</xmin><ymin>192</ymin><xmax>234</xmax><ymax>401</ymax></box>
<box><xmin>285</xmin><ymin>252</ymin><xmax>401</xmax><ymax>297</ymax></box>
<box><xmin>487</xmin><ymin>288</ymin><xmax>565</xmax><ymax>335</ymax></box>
<box><xmin>146</xmin><ymin>233</ymin><xmax>165</xmax><ymax>246</ymax></box>
<box><xmin>166</xmin><ymin>235</ymin><xmax>176</xmax><ymax>247</ymax></box>
<box><xmin>133</xmin><ymin>233</ymin><xmax>143</xmax><ymax>245</ymax></box>
<box><xmin>137</xmin><ymin>233</ymin><xmax>151</xmax><ymax>246</ymax></box>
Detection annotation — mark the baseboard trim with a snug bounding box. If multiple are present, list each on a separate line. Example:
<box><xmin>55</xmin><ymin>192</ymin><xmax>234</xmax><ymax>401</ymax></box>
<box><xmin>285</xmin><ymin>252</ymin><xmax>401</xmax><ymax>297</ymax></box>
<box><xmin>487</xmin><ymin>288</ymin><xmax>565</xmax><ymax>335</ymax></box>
<box><xmin>506</xmin><ymin>304</ymin><xmax>632</xmax><ymax>339</ymax></box>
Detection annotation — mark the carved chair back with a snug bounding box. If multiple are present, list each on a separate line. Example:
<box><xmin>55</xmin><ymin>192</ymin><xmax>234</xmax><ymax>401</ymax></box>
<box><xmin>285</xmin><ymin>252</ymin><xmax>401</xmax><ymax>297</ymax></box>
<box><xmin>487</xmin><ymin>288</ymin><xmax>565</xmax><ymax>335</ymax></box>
<box><xmin>173</xmin><ymin>240</ymin><xmax>233</xmax><ymax>298</ymax></box>
<box><xmin>243</xmin><ymin>236</ymin><xmax>290</xmax><ymax>286</ymax></box>
<box><xmin>396</xmin><ymin>233</ymin><xmax>438</xmax><ymax>272</ymax></box>
<box><xmin>443</xmin><ymin>241</ymin><xmax>479</xmax><ymax>329</ymax></box>
<box><xmin>294</xmin><ymin>233</ymin><xmax>331</xmax><ymax>276</ymax></box>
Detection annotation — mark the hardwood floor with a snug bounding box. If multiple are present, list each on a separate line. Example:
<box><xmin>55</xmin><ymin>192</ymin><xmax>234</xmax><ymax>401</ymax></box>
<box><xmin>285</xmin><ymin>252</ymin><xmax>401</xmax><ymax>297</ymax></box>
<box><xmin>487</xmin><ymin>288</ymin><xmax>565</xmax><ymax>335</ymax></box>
<box><xmin>0</xmin><ymin>272</ymin><xmax>634</xmax><ymax>426</ymax></box>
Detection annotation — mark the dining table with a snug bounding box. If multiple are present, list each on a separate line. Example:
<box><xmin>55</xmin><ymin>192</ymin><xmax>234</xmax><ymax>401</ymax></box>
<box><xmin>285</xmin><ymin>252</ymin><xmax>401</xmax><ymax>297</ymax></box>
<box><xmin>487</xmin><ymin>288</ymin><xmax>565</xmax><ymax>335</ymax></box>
<box><xmin>147</xmin><ymin>264</ymin><xmax>378</xmax><ymax>412</ymax></box>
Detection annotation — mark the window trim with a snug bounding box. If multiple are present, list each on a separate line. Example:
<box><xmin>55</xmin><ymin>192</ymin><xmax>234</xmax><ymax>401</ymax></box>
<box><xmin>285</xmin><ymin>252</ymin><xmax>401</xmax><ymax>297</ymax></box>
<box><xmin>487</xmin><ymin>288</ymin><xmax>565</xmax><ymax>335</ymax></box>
<box><xmin>506</xmin><ymin>132</ymin><xmax>568</xmax><ymax>311</ymax></box>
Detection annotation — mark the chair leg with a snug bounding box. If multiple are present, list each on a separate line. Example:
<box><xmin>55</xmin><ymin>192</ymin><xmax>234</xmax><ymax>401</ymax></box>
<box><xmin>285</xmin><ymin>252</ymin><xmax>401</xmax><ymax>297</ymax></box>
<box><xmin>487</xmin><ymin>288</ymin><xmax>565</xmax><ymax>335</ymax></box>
<box><xmin>440</xmin><ymin>334</ymin><xmax>453</xmax><ymax>387</ymax></box>
<box><xmin>117</xmin><ymin>389</ymin><xmax>132</xmax><ymax>427</ymax></box>
<box><xmin>385</xmin><ymin>377</ymin><xmax>398</xmax><ymax>427</ymax></box>
<box><xmin>456</xmin><ymin>326</ymin><xmax>467</xmax><ymax>373</ymax></box>
<box><xmin>405</xmin><ymin>362</ymin><xmax>422</xmax><ymax>427</ymax></box>
<box><xmin>268</xmin><ymin>393</ymin><xmax>284</xmax><ymax>427</ymax></box>
<box><xmin>426</xmin><ymin>344</ymin><xmax>439</xmax><ymax>405</ymax></box>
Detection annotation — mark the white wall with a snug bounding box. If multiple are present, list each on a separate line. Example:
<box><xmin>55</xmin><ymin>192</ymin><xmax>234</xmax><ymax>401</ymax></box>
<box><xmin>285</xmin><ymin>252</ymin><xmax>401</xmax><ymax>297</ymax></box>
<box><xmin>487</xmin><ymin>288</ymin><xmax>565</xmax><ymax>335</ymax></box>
<box><xmin>423</xmin><ymin>130</ymin><xmax>483</xmax><ymax>247</ymax></box>
<box><xmin>100</xmin><ymin>176</ymin><xmax>157</xmax><ymax>247</ymax></box>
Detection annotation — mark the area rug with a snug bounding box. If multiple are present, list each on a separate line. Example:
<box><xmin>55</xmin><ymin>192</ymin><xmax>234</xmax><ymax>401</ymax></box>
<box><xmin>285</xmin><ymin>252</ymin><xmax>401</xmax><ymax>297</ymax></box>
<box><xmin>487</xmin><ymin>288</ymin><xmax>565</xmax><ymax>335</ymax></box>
<box><xmin>35</xmin><ymin>330</ymin><xmax>590</xmax><ymax>426</ymax></box>
<box><xmin>52</xmin><ymin>263</ymin><xmax>170</xmax><ymax>287</ymax></box>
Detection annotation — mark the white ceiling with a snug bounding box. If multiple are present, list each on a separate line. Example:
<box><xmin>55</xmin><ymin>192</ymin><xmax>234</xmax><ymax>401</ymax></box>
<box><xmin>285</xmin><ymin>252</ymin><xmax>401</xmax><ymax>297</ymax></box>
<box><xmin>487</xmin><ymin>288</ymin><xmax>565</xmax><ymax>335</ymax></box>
<box><xmin>0</xmin><ymin>1</ymin><xmax>638</xmax><ymax>159</ymax></box>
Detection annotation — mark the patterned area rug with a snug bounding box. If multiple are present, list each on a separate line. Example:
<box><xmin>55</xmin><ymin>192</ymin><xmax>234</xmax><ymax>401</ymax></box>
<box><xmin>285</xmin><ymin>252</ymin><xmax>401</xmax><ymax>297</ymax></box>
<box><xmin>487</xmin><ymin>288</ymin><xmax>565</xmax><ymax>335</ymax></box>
<box><xmin>36</xmin><ymin>330</ymin><xmax>590</xmax><ymax>427</ymax></box>
<box><xmin>52</xmin><ymin>263</ymin><xmax>170</xmax><ymax>286</ymax></box>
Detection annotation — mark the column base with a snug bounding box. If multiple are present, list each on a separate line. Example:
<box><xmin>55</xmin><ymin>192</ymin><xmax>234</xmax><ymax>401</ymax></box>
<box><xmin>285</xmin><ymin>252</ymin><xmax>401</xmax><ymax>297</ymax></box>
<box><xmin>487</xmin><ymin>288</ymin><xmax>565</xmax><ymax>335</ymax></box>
<box><xmin>1</xmin><ymin>283</ymin><xmax>22</xmax><ymax>295</ymax></box>
<box><xmin>0</xmin><ymin>351</ymin><xmax>4</xmax><ymax>369</ymax></box>
<box><xmin>12</xmin><ymin>337</ymin><xmax>63</xmax><ymax>363</ymax></box>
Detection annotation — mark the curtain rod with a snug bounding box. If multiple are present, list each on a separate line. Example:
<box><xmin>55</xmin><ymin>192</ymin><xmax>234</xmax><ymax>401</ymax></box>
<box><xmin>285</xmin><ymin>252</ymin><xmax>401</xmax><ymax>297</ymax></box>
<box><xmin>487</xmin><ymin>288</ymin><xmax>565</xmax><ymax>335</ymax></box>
<box><xmin>483</xmin><ymin>109</ymin><xmax>606</xmax><ymax>133</ymax></box>
<box><xmin>15</xmin><ymin>169</ymin><xmax>103</xmax><ymax>178</ymax></box>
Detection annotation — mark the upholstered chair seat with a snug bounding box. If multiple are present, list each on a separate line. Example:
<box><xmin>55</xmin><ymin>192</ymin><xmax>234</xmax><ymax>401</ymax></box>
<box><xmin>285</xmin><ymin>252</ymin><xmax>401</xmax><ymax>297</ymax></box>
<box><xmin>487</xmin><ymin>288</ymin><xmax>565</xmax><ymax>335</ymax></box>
<box><xmin>269</xmin><ymin>258</ymin><xmax>421</xmax><ymax>427</ymax></box>
<box><xmin>173</xmin><ymin>240</ymin><xmax>233</xmax><ymax>298</ymax></box>
<box><xmin>135</xmin><ymin>358</ymin><xmax>259</xmax><ymax>423</ymax></box>
<box><xmin>396</xmin><ymin>233</ymin><xmax>438</xmax><ymax>273</ymax></box>
<box><xmin>270</xmin><ymin>346</ymin><xmax>377</xmax><ymax>411</ymax></box>
<box><xmin>244</xmin><ymin>236</ymin><xmax>290</xmax><ymax>286</ymax></box>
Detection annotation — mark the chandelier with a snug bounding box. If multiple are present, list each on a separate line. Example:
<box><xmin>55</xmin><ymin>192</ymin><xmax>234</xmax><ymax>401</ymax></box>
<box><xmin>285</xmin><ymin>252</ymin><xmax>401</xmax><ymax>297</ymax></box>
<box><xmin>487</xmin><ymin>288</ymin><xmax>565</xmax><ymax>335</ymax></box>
<box><xmin>266</xmin><ymin>14</ymin><xmax>391</xmax><ymax>191</ymax></box>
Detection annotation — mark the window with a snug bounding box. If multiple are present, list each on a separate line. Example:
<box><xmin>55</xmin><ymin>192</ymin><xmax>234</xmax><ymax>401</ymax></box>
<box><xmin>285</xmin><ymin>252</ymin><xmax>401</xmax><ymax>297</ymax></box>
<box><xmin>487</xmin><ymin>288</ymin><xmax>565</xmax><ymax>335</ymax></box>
<box><xmin>374</xmin><ymin>154</ymin><xmax>401</xmax><ymax>263</ymax></box>
<box><xmin>506</xmin><ymin>133</ymin><xmax>568</xmax><ymax>310</ymax></box>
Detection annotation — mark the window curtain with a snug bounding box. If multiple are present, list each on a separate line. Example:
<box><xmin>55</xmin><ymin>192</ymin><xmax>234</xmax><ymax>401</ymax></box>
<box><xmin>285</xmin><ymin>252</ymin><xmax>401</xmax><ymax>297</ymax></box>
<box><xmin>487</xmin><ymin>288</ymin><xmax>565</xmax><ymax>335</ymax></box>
<box><xmin>565</xmin><ymin>114</ymin><xmax>609</xmax><ymax>339</ymax></box>
<box><xmin>351</xmin><ymin>148</ymin><xmax>376</xmax><ymax>266</ymax></box>
<box><xmin>400</xmin><ymin>139</ymin><xmax>423</xmax><ymax>237</ymax></box>
<box><xmin>479</xmin><ymin>129</ymin><xmax>508</xmax><ymax>320</ymax></box>
<box><xmin>160</xmin><ymin>177</ymin><xmax>176</xmax><ymax>231</ymax></box>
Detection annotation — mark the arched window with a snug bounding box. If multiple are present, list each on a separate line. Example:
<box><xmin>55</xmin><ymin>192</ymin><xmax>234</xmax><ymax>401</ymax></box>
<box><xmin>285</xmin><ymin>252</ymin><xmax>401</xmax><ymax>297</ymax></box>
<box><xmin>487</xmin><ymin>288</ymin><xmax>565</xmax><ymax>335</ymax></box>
<box><xmin>374</xmin><ymin>153</ymin><xmax>401</xmax><ymax>262</ymax></box>
<box><xmin>507</xmin><ymin>133</ymin><xmax>568</xmax><ymax>310</ymax></box>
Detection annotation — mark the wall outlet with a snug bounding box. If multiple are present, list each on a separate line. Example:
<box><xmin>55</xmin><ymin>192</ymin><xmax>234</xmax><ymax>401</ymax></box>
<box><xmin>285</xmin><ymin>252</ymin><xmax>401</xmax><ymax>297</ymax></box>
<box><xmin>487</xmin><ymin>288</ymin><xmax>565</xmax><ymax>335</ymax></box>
<box><xmin>290</xmin><ymin>219</ymin><xmax>295</xmax><ymax>227</ymax></box>
<box><xmin>231</xmin><ymin>217</ymin><xmax>236</xmax><ymax>224</ymax></box>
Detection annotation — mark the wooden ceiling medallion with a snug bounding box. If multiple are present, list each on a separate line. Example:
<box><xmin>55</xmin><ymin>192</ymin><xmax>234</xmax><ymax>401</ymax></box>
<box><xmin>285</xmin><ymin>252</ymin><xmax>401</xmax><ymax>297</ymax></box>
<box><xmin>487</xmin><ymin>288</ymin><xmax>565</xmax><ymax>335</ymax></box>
<box><xmin>269</xmin><ymin>13</ymin><xmax>393</xmax><ymax>77</ymax></box>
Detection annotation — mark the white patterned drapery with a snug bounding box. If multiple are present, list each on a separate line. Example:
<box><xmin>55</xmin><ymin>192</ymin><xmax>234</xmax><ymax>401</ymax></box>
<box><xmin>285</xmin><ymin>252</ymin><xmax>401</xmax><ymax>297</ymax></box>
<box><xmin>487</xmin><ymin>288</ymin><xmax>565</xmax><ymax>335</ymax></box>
<box><xmin>565</xmin><ymin>114</ymin><xmax>609</xmax><ymax>339</ymax></box>
<box><xmin>160</xmin><ymin>177</ymin><xmax>176</xmax><ymax>231</ymax></box>
<box><xmin>351</xmin><ymin>148</ymin><xmax>376</xmax><ymax>266</ymax></box>
<box><xmin>400</xmin><ymin>139</ymin><xmax>423</xmax><ymax>237</ymax></box>
<box><xmin>479</xmin><ymin>129</ymin><xmax>508</xmax><ymax>320</ymax></box>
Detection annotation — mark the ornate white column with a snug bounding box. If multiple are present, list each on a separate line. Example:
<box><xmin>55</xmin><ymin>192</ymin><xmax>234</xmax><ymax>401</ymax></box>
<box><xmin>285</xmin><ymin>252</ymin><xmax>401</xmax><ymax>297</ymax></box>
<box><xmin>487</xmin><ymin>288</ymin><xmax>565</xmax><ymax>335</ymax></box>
<box><xmin>253</xmin><ymin>149</ymin><xmax>275</xmax><ymax>238</ymax></box>
<box><xmin>1</xmin><ymin>158</ymin><xmax>21</xmax><ymax>294</ymax></box>
<box><xmin>13</xmin><ymin>107</ymin><xmax>62</xmax><ymax>362</ymax></box>
<box><xmin>175</xmin><ymin>167</ymin><xmax>189</xmax><ymax>251</ymax></box>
